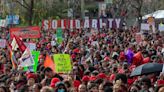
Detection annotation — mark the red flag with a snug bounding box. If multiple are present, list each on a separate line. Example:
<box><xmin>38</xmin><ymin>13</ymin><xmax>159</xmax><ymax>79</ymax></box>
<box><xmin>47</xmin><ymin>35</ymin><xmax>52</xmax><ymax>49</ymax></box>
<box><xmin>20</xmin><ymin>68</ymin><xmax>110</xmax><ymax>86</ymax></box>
<box><xmin>14</xmin><ymin>35</ymin><xmax>26</xmax><ymax>53</ymax></box>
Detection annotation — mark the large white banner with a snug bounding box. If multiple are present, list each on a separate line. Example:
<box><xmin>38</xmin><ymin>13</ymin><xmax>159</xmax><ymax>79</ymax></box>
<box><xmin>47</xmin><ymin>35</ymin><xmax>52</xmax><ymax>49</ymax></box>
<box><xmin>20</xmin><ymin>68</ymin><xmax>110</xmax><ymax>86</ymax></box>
<box><xmin>42</xmin><ymin>19</ymin><xmax>121</xmax><ymax>30</ymax></box>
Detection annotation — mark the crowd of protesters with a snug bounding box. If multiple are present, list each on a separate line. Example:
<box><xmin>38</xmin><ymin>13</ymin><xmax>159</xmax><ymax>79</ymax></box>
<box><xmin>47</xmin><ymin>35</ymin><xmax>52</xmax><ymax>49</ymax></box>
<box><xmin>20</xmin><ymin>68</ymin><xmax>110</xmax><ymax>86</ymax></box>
<box><xmin>0</xmin><ymin>26</ymin><xmax>164</xmax><ymax>92</ymax></box>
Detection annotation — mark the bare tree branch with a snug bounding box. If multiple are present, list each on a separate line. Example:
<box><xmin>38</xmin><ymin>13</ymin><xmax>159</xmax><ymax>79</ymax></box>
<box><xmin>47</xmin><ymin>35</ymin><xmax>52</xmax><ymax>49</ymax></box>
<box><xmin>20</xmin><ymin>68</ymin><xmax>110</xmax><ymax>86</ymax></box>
<box><xmin>23</xmin><ymin>0</ymin><xmax>30</xmax><ymax>8</ymax></box>
<box><xmin>131</xmin><ymin>4</ymin><xmax>138</xmax><ymax>10</ymax></box>
<box><xmin>14</xmin><ymin>0</ymin><xmax>30</xmax><ymax>10</ymax></box>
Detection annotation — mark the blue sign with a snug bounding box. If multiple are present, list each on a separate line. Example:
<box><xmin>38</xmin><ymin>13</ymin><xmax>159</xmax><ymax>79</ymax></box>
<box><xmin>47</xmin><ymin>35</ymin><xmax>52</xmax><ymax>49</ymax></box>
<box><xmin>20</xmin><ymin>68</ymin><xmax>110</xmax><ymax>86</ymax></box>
<box><xmin>6</xmin><ymin>15</ymin><xmax>19</xmax><ymax>25</ymax></box>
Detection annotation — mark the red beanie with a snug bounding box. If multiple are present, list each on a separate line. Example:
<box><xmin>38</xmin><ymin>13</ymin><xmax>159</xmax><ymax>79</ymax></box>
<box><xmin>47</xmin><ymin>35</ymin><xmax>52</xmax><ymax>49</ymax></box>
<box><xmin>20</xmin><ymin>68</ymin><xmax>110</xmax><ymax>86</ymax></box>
<box><xmin>71</xmin><ymin>54</ymin><xmax>76</xmax><ymax>59</ymax></box>
<box><xmin>97</xmin><ymin>73</ymin><xmax>107</xmax><ymax>79</ymax></box>
<box><xmin>109</xmin><ymin>74</ymin><xmax>115</xmax><ymax>82</ymax></box>
<box><xmin>73</xmin><ymin>80</ymin><xmax>81</xmax><ymax>88</ymax></box>
<box><xmin>119</xmin><ymin>52</ymin><xmax>125</xmax><ymax>61</ymax></box>
<box><xmin>104</xmin><ymin>57</ymin><xmax>110</xmax><ymax>61</ymax></box>
<box><xmin>50</xmin><ymin>78</ymin><xmax>60</xmax><ymax>88</ymax></box>
<box><xmin>89</xmin><ymin>76</ymin><xmax>97</xmax><ymax>81</ymax></box>
<box><xmin>27</xmin><ymin>73</ymin><xmax>36</xmax><ymax>80</ymax></box>
<box><xmin>82</xmin><ymin>76</ymin><xmax>90</xmax><ymax>82</ymax></box>
<box><xmin>73</xmin><ymin>48</ymin><xmax>80</xmax><ymax>53</ymax></box>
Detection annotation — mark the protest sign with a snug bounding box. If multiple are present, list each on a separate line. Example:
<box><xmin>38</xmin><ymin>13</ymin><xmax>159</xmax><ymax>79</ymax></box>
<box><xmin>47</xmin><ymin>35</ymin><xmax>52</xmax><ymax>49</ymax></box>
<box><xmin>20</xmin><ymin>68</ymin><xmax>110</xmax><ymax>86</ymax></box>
<box><xmin>24</xmin><ymin>43</ymin><xmax>36</xmax><ymax>51</ymax></box>
<box><xmin>99</xmin><ymin>3</ymin><xmax>106</xmax><ymax>17</ymax></box>
<box><xmin>10</xmin><ymin>26</ymin><xmax>41</xmax><ymax>39</ymax></box>
<box><xmin>24</xmin><ymin>51</ymin><xmax>40</xmax><ymax>72</ymax></box>
<box><xmin>0</xmin><ymin>39</ymin><xmax>6</xmax><ymax>48</ymax></box>
<box><xmin>141</xmin><ymin>23</ymin><xmax>150</xmax><ymax>30</ymax></box>
<box><xmin>51</xmin><ymin>41</ymin><xmax>56</xmax><ymax>46</ymax></box>
<box><xmin>159</xmin><ymin>24</ymin><xmax>164</xmax><ymax>31</ymax></box>
<box><xmin>11</xmin><ymin>38</ymin><xmax>18</xmax><ymax>51</ymax></box>
<box><xmin>56</xmin><ymin>28</ymin><xmax>63</xmax><ymax>38</ymax></box>
<box><xmin>53</xmin><ymin>54</ymin><xmax>72</xmax><ymax>73</ymax></box>
<box><xmin>57</xmin><ymin>38</ymin><xmax>63</xmax><ymax>44</ymax></box>
<box><xmin>56</xmin><ymin>28</ymin><xmax>63</xmax><ymax>44</ymax></box>
<box><xmin>0</xmin><ymin>19</ymin><xmax>7</xmax><ymax>27</ymax></box>
<box><xmin>19</xmin><ymin>49</ymin><xmax>34</xmax><ymax>67</ymax></box>
<box><xmin>6</xmin><ymin>15</ymin><xmax>19</xmax><ymax>25</ymax></box>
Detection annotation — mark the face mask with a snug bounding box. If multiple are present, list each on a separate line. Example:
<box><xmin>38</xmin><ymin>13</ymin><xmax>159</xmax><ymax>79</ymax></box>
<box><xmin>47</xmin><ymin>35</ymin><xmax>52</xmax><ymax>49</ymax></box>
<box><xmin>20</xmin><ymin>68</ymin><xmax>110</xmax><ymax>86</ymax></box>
<box><xmin>58</xmin><ymin>89</ymin><xmax>65</xmax><ymax>92</ymax></box>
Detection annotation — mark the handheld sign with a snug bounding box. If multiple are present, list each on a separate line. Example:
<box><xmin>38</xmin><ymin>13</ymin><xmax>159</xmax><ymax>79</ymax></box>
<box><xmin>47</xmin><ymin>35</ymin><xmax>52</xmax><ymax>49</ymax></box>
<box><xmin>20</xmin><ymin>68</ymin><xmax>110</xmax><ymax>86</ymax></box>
<box><xmin>53</xmin><ymin>54</ymin><xmax>72</xmax><ymax>73</ymax></box>
<box><xmin>24</xmin><ymin>51</ymin><xmax>40</xmax><ymax>72</ymax></box>
<box><xmin>0</xmin><ymin>39</ymin><xmax>6</xmax><ymax>48</ymax></box>
<box><xmin>56</xmin><ymin>28</ymin><xmax>63</xmax><ymax>44</ymax></box>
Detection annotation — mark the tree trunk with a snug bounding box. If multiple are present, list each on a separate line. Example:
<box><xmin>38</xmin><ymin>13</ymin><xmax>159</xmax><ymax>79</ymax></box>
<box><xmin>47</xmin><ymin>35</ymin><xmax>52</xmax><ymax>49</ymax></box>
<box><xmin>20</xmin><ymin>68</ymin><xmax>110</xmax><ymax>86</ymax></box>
<box><xmin>29</xmin><ymin>0</ymin><xmax>34</xmax><ymax>26</ymax></box>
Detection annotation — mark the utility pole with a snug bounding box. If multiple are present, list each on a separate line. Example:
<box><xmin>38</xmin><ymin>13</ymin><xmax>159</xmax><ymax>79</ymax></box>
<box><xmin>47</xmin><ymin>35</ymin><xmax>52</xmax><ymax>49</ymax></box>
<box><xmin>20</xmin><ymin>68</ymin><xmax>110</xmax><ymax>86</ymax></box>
<box><xmin>81</xmin><ymin>0</ymin><xmax>85</xmax><ymax>19</ymax></box>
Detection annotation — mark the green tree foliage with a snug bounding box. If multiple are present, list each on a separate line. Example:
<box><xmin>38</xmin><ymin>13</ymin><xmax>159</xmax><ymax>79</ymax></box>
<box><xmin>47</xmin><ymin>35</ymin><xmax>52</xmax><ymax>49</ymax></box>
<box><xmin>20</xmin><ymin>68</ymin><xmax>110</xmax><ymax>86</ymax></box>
<box><xmin>2</xmin><ymin>0</ymin><xmax>164</xmax><ymax>26</ymax></box>
<box><xmin>13</xmin><ymin>0</ymin><xmax>68</xmax><ymax>26</ymax></box>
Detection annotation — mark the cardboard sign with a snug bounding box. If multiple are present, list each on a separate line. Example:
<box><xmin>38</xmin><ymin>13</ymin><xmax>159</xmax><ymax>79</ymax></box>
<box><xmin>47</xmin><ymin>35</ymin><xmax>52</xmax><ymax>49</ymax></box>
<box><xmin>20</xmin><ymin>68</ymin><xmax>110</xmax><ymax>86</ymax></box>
<box><xmin>159</xmin><ymin>24</ymin><xmax>164</xmax><ymax>31</ymax></box>
<box><xmin>24</xmin><ymin>43</ymin><xmax>36</xmax><ymax>51</ymax></box>
<box><xmin>53</xmin><ymin>54</ymin><xmax>72</xmax><ymax>73</ymax></box>
<box><xmin>24</xmin><ymin>51</ymin><xmax>40</xmax><ymax>72</ymax></box>
<box><xmin>10</xmin><ymin>26</ymin><xmax>41</xmax><ymax>39</ymax></box>
<box><xmin>51</xmin><ymin>41</ymin><xmax>56</xmax><ymax>46</ymax></box>
<box><xmin>141</xmin><ymin>23</ymin><xmax>150</xmax><ymax>30</ymax></box>
<box><xmin>0</xmin><ymin>39</ymin><xmax>6</xmax><ymax>48</ymax></box>
<box><xmin>19</xmin><ymin>49</ymin><xmax>34</xmax><ymax>67</ymax></box>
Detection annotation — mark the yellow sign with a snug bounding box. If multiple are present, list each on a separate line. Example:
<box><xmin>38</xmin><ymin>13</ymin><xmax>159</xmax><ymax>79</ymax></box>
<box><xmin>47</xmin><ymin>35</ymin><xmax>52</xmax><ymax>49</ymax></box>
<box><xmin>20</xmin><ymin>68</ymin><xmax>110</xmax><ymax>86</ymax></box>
<box><xmin>53</xmin><ymin>54</ymin><xmax>72</xmax><ymax>73</ymax></box>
